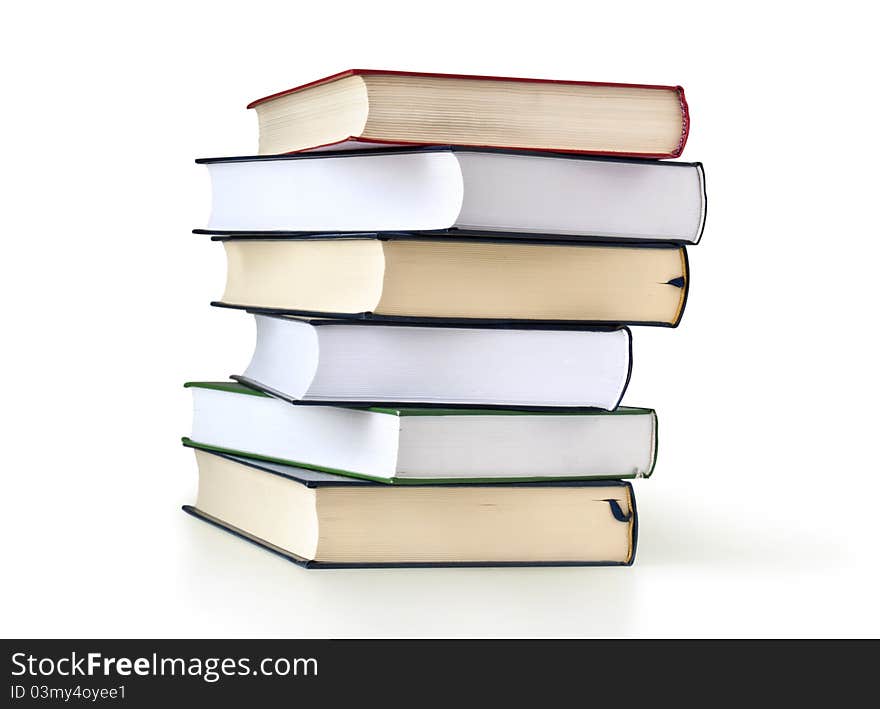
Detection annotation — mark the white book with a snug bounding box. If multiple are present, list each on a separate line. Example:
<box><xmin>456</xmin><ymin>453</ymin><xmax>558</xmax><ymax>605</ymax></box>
<box><xmin>184</xmin><ymin>381</ymin><xmax>658</xmax><ymax>484</ymax></box>
<box><xmin>196</xmin><ymin>147</ymin><xmax>706</xmax><ymax>243</ymax></box>
<box><xmin>237</xmin><ymin>315</ymin><xmax>632</xmax><ymax>410</ymax></box>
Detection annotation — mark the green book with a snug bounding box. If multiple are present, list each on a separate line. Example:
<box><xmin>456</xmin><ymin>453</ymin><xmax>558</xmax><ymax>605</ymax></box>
<box><xmin>184</xmin><ymin>381</ymin><xmax>658</xmax><ymax>485</ymax></box>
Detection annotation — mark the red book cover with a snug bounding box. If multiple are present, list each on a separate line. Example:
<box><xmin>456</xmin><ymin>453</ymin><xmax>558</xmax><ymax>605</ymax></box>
<box><xmin>247</xmin><ymin>69</ymin><xmax>690</xmax><ymax>159</ymax></box>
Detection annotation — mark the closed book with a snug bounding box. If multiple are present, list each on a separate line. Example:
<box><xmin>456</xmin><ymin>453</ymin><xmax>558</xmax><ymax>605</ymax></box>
<box><xmin>185</xmin><ymin>448</ymin><xmax>638</xmax><ymax>567</ymax></box>
<box><xmin>212</xmin><ymin>236</ymin><xmax>689</xmax><ymax>327</ymax></box>
<box><xmin>235</xmin><ymin>314</ymin><xmax>632</xmax><ymax>410</ymax></box>
<box><xmin>247</xmin><ymin>69</ymin><xmax>688</xmax><ymax>158</ymax></box>
<box><xmin>183</xmin><ymin>381</ymin><xmax>658</xmax><ymax>484</ymax></box>
<box><xmin>196</xmin><ymin>147</ymin><xmax>706</xmax><ymax>244</ymax></box>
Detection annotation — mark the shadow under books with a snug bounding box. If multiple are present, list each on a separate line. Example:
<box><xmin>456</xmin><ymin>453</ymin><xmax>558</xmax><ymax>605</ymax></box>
<box><xmin>638</xmin><ymin>497</ymin><xmax>843</xmax><ymax>570</ymax></box>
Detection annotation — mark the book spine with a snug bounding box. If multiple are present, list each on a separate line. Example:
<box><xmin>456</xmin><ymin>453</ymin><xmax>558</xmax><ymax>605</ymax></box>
<box><xmin>674</xmin><ymin>86</ymin><xmax>690</xmax><ymax>158</ymax></box>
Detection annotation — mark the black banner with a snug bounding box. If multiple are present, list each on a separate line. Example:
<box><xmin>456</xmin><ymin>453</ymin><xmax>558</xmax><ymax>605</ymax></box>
<box><xmin>1</xmin><ymin>639</ymin><xmax>873</xmax><ymax>705</ymax></box>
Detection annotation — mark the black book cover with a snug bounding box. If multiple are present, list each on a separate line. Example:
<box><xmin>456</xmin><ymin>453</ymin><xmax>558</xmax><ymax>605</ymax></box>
<box><xmin>184</xmin><ymin>449</ymin><xmax>638</xmax><ymax>569</ymax></box>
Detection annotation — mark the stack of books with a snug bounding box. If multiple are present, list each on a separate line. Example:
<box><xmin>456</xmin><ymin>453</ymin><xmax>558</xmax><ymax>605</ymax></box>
<box><xmin>183</xmin><ymin>69</ymin><xmax>706</xmax><ymax>568</ymax></box>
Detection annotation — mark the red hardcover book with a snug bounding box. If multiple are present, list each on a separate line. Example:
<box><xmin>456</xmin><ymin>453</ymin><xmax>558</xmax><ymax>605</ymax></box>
<box><xmin>247</xmin><ymin>69</ymin><xmax>689</xmax><ymax>159</ymax></box>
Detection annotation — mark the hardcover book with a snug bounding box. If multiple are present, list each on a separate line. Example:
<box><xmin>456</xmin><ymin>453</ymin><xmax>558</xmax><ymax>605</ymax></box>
<box><xmin>246</xmin><ymin>69</ymin><xmax>688</xmax><ymax>158</ymax></box>
<box><xmin>236</xmin><ymin>314</ymin><xmax>633</xmax><ymax>410</ymax></box>
<box><xmin>184</xmin><ymin>382</ymin><xmax>658</xmax><ymax>483</ymax></box>
<box><xmin>212</xmin><ymin>236</ymin><xmax>689</xmax><ymax>327</ymax></box>
<box><xmin>197</xmin><ymin>147</ymin><xmax>706</xmax><ymax>243</ymax></box>
<box><xmin>185</xmin><ymin>448</ymin><xmax>638</xmax><ymax>567</ymax></box>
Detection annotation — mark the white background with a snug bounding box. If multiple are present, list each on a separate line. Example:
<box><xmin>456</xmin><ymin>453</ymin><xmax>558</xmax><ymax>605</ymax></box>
<box><xmin>2</xmin><ymin>1</ymin><xmax>878</xmax><ymax>638</ymax></box>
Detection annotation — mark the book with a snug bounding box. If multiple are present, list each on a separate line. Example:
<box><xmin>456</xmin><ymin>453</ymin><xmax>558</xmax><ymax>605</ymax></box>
<box><xmin>235</xmin><ymin>314</ymin><xmax>632</xmax><ymax>410</ymax></box>
<box><xmin>196</xmin><ymin>147</ymin><xmax>706</xmax><ymax>244</ymax></box>
<box><xmin>183</xmin><ymin>381</ymin><xmax>658</xmax><ymax>483</ymax></box>
<box><xmin>246</xmin><ymin>69</ymin><xmax>688</xmax><ymax>158</ymax></box>
<box><xmin>185</xmin><ymin>448</ymin><xmax>638</xmax><ymax>567</ymax></box>
<box><xmin>212</xmin><ymin>236</ymin><xmax>688</xmax><ymax>327</ymax></box>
